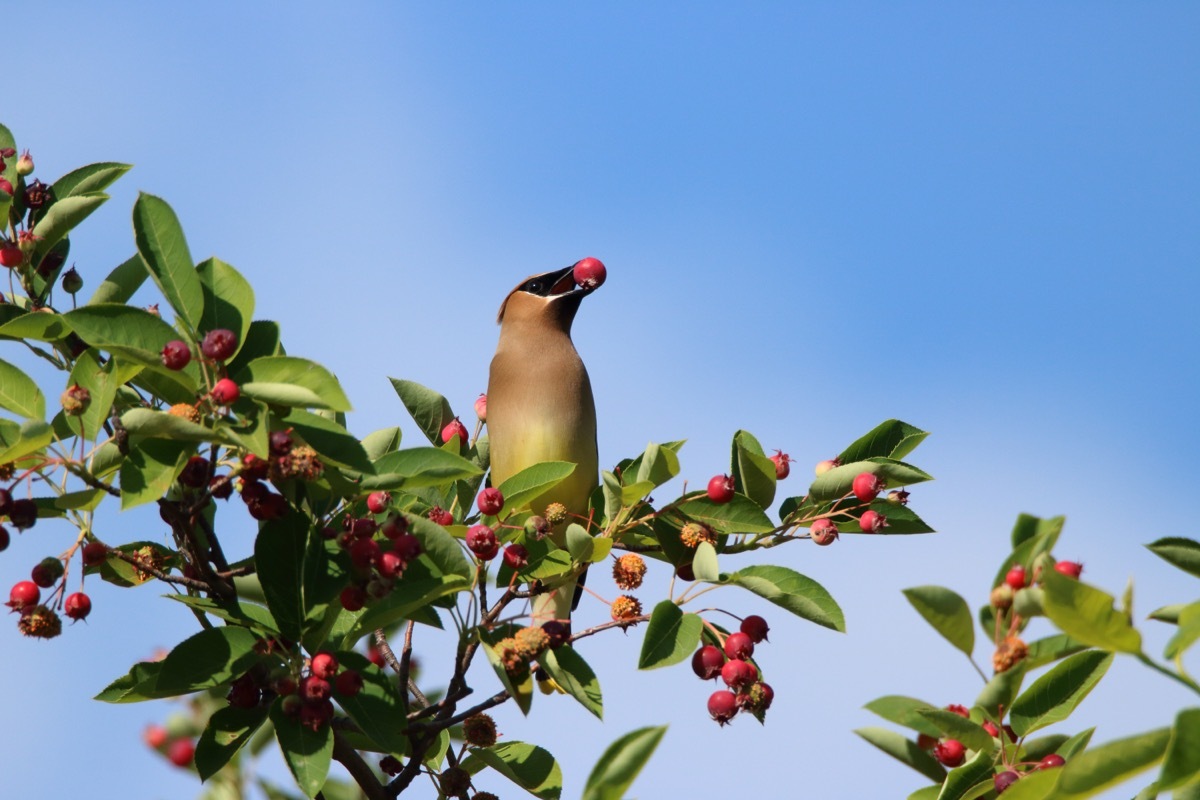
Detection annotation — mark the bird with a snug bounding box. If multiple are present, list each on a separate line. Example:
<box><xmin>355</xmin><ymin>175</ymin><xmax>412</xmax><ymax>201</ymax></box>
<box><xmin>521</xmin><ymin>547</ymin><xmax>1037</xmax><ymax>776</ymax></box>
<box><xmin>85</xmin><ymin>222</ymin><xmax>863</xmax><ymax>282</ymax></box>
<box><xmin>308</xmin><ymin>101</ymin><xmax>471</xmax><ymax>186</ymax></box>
<box><xmin>486</xmin><ymin>260</ymin><xmax>602</xmax><ymax>627</ymax></box>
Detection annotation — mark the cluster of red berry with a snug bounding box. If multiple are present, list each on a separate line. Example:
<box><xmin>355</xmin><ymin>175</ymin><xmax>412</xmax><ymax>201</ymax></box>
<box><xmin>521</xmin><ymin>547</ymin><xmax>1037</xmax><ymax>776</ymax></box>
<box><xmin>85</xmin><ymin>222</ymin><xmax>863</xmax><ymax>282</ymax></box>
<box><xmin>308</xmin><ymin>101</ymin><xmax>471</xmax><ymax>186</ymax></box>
<box><xmin>332</xmin><ymin>499</ymin><xmax>424</xmax><ymax>612</ymax></box>
<box><xmin>925</xmin><ymin>704</ymin><xmax>1068</xmax><ymax>794</ymax></box>
<box><xmin>692</xmin><ymin>615</ymin><xmax>774</xmax><ymax>725</ymax></box>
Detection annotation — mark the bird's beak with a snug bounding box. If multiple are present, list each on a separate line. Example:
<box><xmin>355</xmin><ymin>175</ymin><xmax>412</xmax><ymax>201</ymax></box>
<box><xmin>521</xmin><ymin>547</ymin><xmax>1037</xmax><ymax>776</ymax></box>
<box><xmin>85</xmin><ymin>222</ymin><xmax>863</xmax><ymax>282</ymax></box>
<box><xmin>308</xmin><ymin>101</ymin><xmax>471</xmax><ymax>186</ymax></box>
<box><xmin>543</xmin><ymin>264</ymin><xmax>594</xmax><ymax>299</ymax></box>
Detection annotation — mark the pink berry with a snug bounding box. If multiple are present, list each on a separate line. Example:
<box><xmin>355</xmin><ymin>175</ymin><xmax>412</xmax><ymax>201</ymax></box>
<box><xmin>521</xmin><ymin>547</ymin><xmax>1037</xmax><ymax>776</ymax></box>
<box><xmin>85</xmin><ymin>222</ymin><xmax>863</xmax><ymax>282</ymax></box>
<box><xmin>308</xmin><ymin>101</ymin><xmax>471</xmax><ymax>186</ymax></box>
<box><xmin>64</xmin><ymin>592</ymin><xmax>91</xmax><ymax>621</ymax></box>
<box><xmin>7</xmin><ymin>580</ymin><xmax>40</xmax><ymax>610</ymax></box>
<box><xmin>310</xmin><ymin>652</ymin><xmax>339</xmax><ymax>679</ymax></box>
<box><xmin>707</xmin><ymin>689</ymin><xmax>739</xmax><ymax>725</ymax></box>
<box><xmin>723</xmin><ymin>631</ymin><xmax>755</xmax><ymax>660</ymax></box>
<box><xmin>300</xmin><ymin>675</ymin><xmax>331</xmax><ymax>702</ymax></box>
<box><xmin>572</xmin><ymin>257</ymin><xmax>607</xmax><ymax>290</ymax></box>
<box><xmin>378</xmin><ymin>551</ymin><xmax>404</xmax><ymax>579</ymax></box>
<box><xmin>945</xmin><ymin>704</ymin><xmax>969</xmax><ymax>718</ymax></box>
<box><xmin>502</xmin><ymin>543</ymin><xmax>528</xmax><ymax>571</ymax></box>
<box><xmin>994</xmin><ymin>771</ymin><xmax>1020</xmax><ymax>793</ymax></box>
<box><xmin>477</xmin><ymin>487</ymin><xmax>505</xmax><ymax>516</ymax></box>
<box><xmin>466</xmin><ymin>524</ymin><xmax>499</xmax><ymax>560</ymax></box>
<box><xmin>769</xmin><ymin>450</ymin><xmax>791</xmax><ymax>480</ymax></box>
<box><xmin>982</xmin><ymin>720</ymin><xmax>1001</xmax><ymax>737</ymax></box>
<box><xmin>211</xmin><ymin>378</ymin><xmax>240</xmax><ymax>405</ymax></box>
<box><xmin>335</xmin><ymin>669</ymin><xmax>363</xmax><ymax>696</ymax></box>
<box><xmin>691</xmin><ymin>645</ymin><xmax>725</xmax><ymax>680</ymax></box>
<box><xmin>1037</xmin><ymin>754</ymin><xmax>1066</xmax><ymax>770</ymax></box>
<box><xmin>706</xmin><ymin>474</ymin><xmax>735</xmax><ymax>504</ymax></box>
<box><xmin>441</xmin><ymin>417</ymin><xmax>469</xmax><ymax>446</ymax></box>
<box><xmin>474</xmin><ymin>394</ymin><xmax>488</xmax><ymax>422</ymax></box>
<box><xmin>0</xmin><ymin>243</ymin><xmax>23</xmax><ymax>267</ymax></box>
<box><xmin>366</xmin><ymin>491</ymin><xmax>390</xmax><ymax>515</ymax></box>
<box><xmin>859</xmin><ymin>509</ymin><xmax>888</xmax><ymax>533</ymax></box>
<box><xmin>810</xmin><ymin>518</ymin><xmax>839</xmax><ymax>546</ymax></box>
<box><xmin>720</xmin><ymin>658</ymin><xmax>757</xmax><ymax>690</ymax></box>
<box><xmin>933</xmin><ymin>739</ymin><xmax>966</xmax><ymax>767</ymax></box>
<box><xmin>200</xmin><ymin>328</ymin><xmax>238</xmax><ymax>361</ymax></box>
<box><xmin>1005</xmin><ymin>564</ymin><xmax>1027</xmax><ymax>590</ymax></box>
<box><xmin>167</xmin><ymin>738</ymin><xmax>195</xmax><ymax>767</ymax></box>
<box><xmin>143</xmin><ymin>725</ymin><xmax>168</xmax><ymax>749</ymax></box>
<box><xmin>340</xmin><ymin>585</ymin><xmax>366</xmax><ymax>611</ymax></box>
<box><xmin>1054</xmin><ymin>561</ymin><xmax>1083</xmax><ymax>579</ymax></box>
<box><xmin>739</xmin><ymin>615</ymin><xmax>770</xmax><ymax>643</ymax></box>
<box><xmin>852</xmin><ymin>472</ymin><xmax>886</xmax><ymax>503</ymax></box>
<box><xmin>160</xmin><ymin>340</ymin><xmax>192</xmax><ymax>370</ymax></box>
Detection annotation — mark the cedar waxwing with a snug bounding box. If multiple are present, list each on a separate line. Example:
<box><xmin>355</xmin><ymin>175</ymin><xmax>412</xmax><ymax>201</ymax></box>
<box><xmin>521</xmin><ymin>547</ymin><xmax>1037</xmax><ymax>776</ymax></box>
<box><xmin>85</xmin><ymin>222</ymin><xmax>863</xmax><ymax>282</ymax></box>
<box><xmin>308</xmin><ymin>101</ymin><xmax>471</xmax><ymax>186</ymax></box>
<box><xmin>487</xmin><ymin>263</ymin><xmax>600</xmax><ymax>625</ymax></box>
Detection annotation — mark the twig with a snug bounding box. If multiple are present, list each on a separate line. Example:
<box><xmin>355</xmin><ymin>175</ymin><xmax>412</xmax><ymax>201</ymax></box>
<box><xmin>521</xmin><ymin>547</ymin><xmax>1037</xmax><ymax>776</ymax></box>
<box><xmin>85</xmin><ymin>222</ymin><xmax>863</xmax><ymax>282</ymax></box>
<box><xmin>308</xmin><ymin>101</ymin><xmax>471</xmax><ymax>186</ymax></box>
<box><xmin>332</xmin><ymin>729</ymin><xmax>389</xmax><ymax>800</ymax></box>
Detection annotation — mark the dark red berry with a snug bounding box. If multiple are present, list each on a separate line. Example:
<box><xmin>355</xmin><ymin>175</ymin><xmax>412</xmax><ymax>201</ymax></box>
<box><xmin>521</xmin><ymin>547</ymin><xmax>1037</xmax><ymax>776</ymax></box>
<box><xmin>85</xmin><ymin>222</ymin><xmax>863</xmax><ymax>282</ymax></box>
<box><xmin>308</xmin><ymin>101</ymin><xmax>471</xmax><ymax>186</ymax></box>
<box><xmin>210</xmin><ymin>378</ymin><xmax>239</xmax><ymax>405</ymax></box>
<box><xmin>226</xmin><ymin>675</ymin><xmax>261</xmax><ymax>708</ymax></box>
<box><xmin>0</xmin><ymin>524</ymin><xmax>8</xmax><ymax>552</ymax></box>
<box><xmin>723</xmin><ymin>631</ymin><xmax>755</xmax><ymax>660</ymax></box>
<box><xmin>200</xmin><ymin>328</ymin><xmax>238</xmax><ymax>361</ymax></box>
<box><xmin>380</xmin><ymin>755</ymin><xmax>402</xmax><ymax>776</ymax></box>
<box><xmin>739</xmin><ymin>615</ymin><xmax>770</xmax><ymax>643</ymax></box>
<box><xmin>720</xmin><ymin>659</ymin><xmax>757</xmax><ymax>690</ymax></box>
<box><xmin>859</xmin><ymin>509</ymin><xmax>887</xmax><ymax>533</ymax></box>
<box><xmin>933</xmin><ymin>739</ymin><xmax>966</xmax><ymax>767</ymax></box>
<box><xmin>542</xmin><ymin>620</ymin><xmax>572</xmax><ymax>649</ymax></box>
<box><xmin>160</xmin><ymin>340</ymin><xmax>192</xmax><ymax>370</ymax></box>
<box><xmin>210</xmin><ymin>475</ymin><xmax>233</xmax><ymax>499</ymax></box>
<box><xmin>167</xmin><ymin>738</ymin><xmax>195</xmax><ymax>767</ymax></box>
<box><xmin>310</xmin><ymin>652</ymin><xmax>339</xmax><ymax>679</ymax></box>
<box><xmin>268</xmin><ymin>429</ymin><xmax>293</xmax><ymax>456</ymax></box>
<box><xmin>852</xmin><ymin>472</ymin><xmax>886</xmax><ymax>503</ymax></box>
<box><xmin>573</xmin><ymin>257</ymin><xmax>607</xmax><ymax>290</ymax></box>
<box><xmin>300</xmin><ymin>674</ymin><xmax>331</xmax><ymax>702</ymax></box>
<box><xmin>241</xmin><ymin>453</ymin><xmax>270</xmax><ymax>480</ymax></box>
<box><xmin>9</xmin><ymin>498</ymin><xmax>38</xmax><ymax>530</ymax></box>
<box><xmin>393</xmin><ymin>533</ymin><xmax>422</xmax><ymax>561</ymax></box>
<box><xmin>351</xmin><ymin>518</ymin><xmax>378</xmax><ymax>538</ymax></box>
<box><xmin>7</xmin><ymin>580</ymin><xmax>40</xmax><ymax>610</ymax></box>
<box><xmin>349</xmin><ymin>538</ymin><xmax>381</xmax><ymax>570</ymax></box>
<box><xmin>1054</xmin><ymin>561</ymin><xmax>1083</xmax><ymax>579</ymax></box>
<box><xmin>466</xmin><ymin>524</ymin><xmax>499</xmax><ymax>560</ymax></box>
<box><xmin>691</xmin><ymin>645</ymin><xmax>725</xmax><ymax>680</ymax></box>
<box><xmin>335</xmin><ymin>669</ymin><xmax>363</xmax><ymax>696</ymax></box>
<box><xmin>994</xmin><ymin>771</ymin><xmax>1020</xmax><ymax>794</ymax></box>
<box><xmin>366</xmin><ymin>491</ymin><xmax>390</xmax><ymax>515</ymax></box>
<box><xmin>81</xmin><ymin>541</ymin><xmax>107</xmax><ymax>566</ymax></box>
<box><xmin>708</xmin><ymin>689</ymin><xmax>739</xmax><ymax>725</ymax></box>
<box><xmin>340</xmin><ymin>585</ymin><xmax>366</xmax><ymax>611</ymax></box>
<box><xmin>1037</xmin><ymin>754</ymin><xmax>1066</xmax><ymax>770</ymax></box>
<box><xmin>706</xmin><ymin>474</ymin><xmax>735</xmax><ymax>504</ymax></box>
<box><xmin>769</xmin><ymin>450</ymin><xmax>791</xmax><ymax>480</ymax></box>
<box><xmin>502</xmin><ymin>543</ymin><xmax>529</xmax><ymax>571</ymax></box>
<box><xmin>0</xmin><ymin>487</ymin><xmax>11</xmax><ymax>516</ymax></box>
<box><xmin>1005</xmin><ymin>564</ymin><xmax>1027</xmax><ymax>590</ymax></box>
<box><xmin>380</xmin><ymin>514</ymin><xmax>408</xmax><ymax>539</ymax></box>
<box><xmin>31</xmin><ymin>557</ymin><xmax>63</xmax><ymax>588</ymax></box>
<box><xmin>441</xmin><ymin>417</ymin><xmax>469</xmax><ymax>446</ymax></box>
<box><xmin>179</xmin><ymin>456</ymin><xmax>210</xmax><ymax>488</ymax></box>
<box><xmin>477</xmin><ymin>487</ymin><xmax>505</xmax><ymax>516</ymax></box>
<box><xmin>428</xmin><ymin>506</ymin><xmax>454</xmax><ymax>526</ymax></box>
<box><xmin>299</xmin><ymin>699</ymin><xmax>334</xmax><ymax>731</ymax></box>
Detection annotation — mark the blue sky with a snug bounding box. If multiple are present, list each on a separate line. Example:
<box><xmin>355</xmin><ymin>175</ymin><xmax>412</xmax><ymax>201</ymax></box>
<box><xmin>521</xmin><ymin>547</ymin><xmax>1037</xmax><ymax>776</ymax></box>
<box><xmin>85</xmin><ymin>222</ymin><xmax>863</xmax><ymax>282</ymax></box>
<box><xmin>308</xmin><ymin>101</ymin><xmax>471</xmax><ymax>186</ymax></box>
<box><xmin>4</xmin><ymin>4</ymin><xmax>1199</xmax><ymax>798</ymax></box>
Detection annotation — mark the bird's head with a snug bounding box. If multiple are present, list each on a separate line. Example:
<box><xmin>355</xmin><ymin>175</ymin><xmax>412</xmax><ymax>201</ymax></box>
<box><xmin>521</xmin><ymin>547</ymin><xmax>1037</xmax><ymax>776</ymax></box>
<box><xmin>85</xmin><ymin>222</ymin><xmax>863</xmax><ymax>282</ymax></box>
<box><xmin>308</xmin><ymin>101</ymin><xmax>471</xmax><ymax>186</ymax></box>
<box><xmin>496</xmin><ymin>262</ymin><xmax>600</xmax><ymax>331</ymax></box>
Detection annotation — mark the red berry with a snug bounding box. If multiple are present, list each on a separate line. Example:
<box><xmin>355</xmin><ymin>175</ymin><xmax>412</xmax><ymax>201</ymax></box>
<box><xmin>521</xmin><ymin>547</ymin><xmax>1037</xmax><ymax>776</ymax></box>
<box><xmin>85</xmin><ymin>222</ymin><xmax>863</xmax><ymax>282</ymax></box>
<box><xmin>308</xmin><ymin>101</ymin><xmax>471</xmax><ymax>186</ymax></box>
<box><xmin>429</xmin><ymin>506</ymin><xmax>454</xmax><ymax>526</ymax></box>
<box><xmin>994</xmin><ymin>771</ymin><xmax>1020</xmax><ymax>794</ymax></box>
<box><xmin>167</xmin><ymin>738</ymin><xmax>195</xmax><ymax>768</ymax></box>
<box><xmin>1054</xmin><ymin>560</ymin><xmax>1083</xmax><ymax>579</ymax></box>
<box><xmin>64</xmin><ymin>592</ymin><xmax>91</xmax><ymax>621</ymax></box>
<box><xmin>691</xmin><ymin>645</ymin><xmax>725</xmax><ymax>680</ymax></box>
<box><xmin>211</xmin><ymin>378</ymin><xmax>240</xmax><ymax>405</ymax></box>
<box><xmin>1005</xmin><ymin>564</ymin><xmax>1027</xmax><ymax>590</ymax></box>
<box><xmin>160</xmin><ymin>340</ymin><xmax>192</xmax><ymax>370</ymax></box>
<box><xmin>572</xmin><ymin>257</ymin><xmax>607</xmax><ymax>290</ymax></box>
<box><xmin>1037</xmin><ymin>754</ymin><xmax>1066</xmax><ymax>770</ymax></box>
<box><xmin>9</xmin><ymin>498</ymin><xmax>38</xmax><ymax>530</ymax></box>
<box><xmin>242</xmin><ymin>452</ymin><xmax>270</xmax><ymax>480</ymax></box>
<box><xmin>7</xmin><ymin>580</ymin><xmax>40</xmax><ymax>610</ymax></box>
<box><xmin>179</xmin><ymin>456</ymin><xmax>210</xmax><ymax>488</ymax></box>
<box><xmin>769</xmin><ymin>450</ymin><xmax>791</xmax><ymax>480</ymax></box>
<box><xmin>933</xmin><ymin>739</ymin><xmax>966</xmax><ymax>767</ymax></box>
<box><xmin>31</xmin><ymin>557</ymin><xmax>63</xmax><ymax>588</ymax></box>
<box><xmin>367</xmin><ymin>642</ymin><xmax>386</xmax><ymax>667</ymax></box>
<box><xmin>351</xmin><ymin>518</ymin><xmax>378</xmax><ymax>538</ymax></box>
<box><xmin>366</xmin><ymin>491</ymin><xmax>390</xmax><ymax>515</ymax></box>
<box><xmin>393</xmin><ymin>533</ymin><xmax>422</xmax><ymax>561</ymax></box>
<box><xmin>852</xmin><ymin>472</ymin><xmax>886</xmax><ymax>503</ymax></box>
<box><xmin>502</xmin><ymin>543</ymin><xmax>528</xmax><ymax>571</ymax></box>
<box><xmin>441</xmin><ymin>417</ymin><xmax>469</xmax><ymax>446</ymax></box>
<box><xmin>380</xmin><ymin>514</ymin><xmax>408</xmax><ymax>539</ymax></box>
<box><xmin>340</xmin><ymin>585</ymin><xmax>367</xmax><ymax>611</ymax></box>
<box><xmin>349</xmin><ymin>538</ymin><xmax>382</xmax><ymax>570</ymax></box>
<box><xmin>335</xmin><ymin>669</ymin><xmax>363</xmax><ymax>696</ymax></box>
<box><xmin>377</xmin><ymin>551</ymin><xmax>404</xmax><ymax>579</ymax></box>
<box><xmin>982</xmin><ymin>720</ymin><xmax>1001</xmax><ymax>737</ymax></box>
<box><xmin>300</xmin><ymin>674</ymin><xmax>332</xmax><ymax>702</ymax></box>
<box><xmin>143</xmin><ymin>725</ymin><xmax>168</xmax><ymax>749</ymax></box>
<box><xmin>310</xmin><ymin>652</ymin><xmax>339</xmax><ymax>679</ymax></box>
<box><xmin>739</xmin><ymin>615</ymin><xmax>770</xmax><ymax>644</ymax></box>
<box><xmin>542</xmin><ymin>620</ymin><xmax>572</xmax><ymax>648</ymax></box>
<box><xmin>272</xmin><ymin>675</ymin><xmax>298</xmax><ymax>696</ymax></box>
<box><xmin>210</xmin><ymin>476</ymin><xmax>233</xmax><ymax>500</ymax></box>
<box><xmin>859</xmin><ymin>509</ymin><xmax>887</xmax><ymax>533</ymax></box>
<box><xmin>720</xmin><ymin>658</ymin><xmax>757</xmax><ymax>690</ymax></box>
<box><xmin>706</xmin><ymin>474</ymin><xmax>735</xmax><ymax>504</ymax></box>
<box><xmin>200</xmin><ymin>328</ymin><xmax>238</xmax><ymax>361</ymax></box>
<box><xmin>810</xmin><ymin>518</ymin><xmax>839</xmax><ymax>546</ymax></box>
<box><xmin>738</xmin><ymin>681</ymin><xmax>775</xmax><ymax>716</ymax></box>
<box><xmin>477</xmin><ymin>487</ymin><xmax>505</xmax><ymax>516</ymax></box>
<box><xmin>723</xmin><ymin>631</ymin><xmax>755</xmax><ymax>660</ymax></box>
<box><xmin>0</xmin><ymin>243</ymin><xmax>23</xmax><ymax>268</ymax></box>
<box><xmin>945</xmin><ymin>704</ymin><xmax>969</xmax><ymax>718</ymax></box>
<box><xmin>299</xmin><ymin>698</ymin><xmax>334</xmax><ymax>731</ymax></box>
<box><xmin>466</xmin><ymin>524</ymin><xmax>499</xmax><ymax>560</ymax></box>
<box><xmin>707</xmin><ymin>689</ymin><xmax>739</xmax><ymax>725</ymax></box>
<box><xmin>474</xmin><ymin>394</ymin><xmax>488</xmax><ymax>422</ymax></box>
<box><xmin>81</xmin><ymin>541</ymin><xmax>107</xmax><ymax>566</ymax></box>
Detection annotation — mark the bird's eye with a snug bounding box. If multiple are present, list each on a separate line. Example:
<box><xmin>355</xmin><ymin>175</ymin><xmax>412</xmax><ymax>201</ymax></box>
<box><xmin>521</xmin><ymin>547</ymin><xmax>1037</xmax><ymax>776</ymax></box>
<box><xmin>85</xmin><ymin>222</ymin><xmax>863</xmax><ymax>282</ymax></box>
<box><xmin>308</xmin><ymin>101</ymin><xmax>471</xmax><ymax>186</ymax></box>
<box><xmin>524</xmin><ymin>279</ymin><xmax>545</xmax><ymax>294</ymax></box>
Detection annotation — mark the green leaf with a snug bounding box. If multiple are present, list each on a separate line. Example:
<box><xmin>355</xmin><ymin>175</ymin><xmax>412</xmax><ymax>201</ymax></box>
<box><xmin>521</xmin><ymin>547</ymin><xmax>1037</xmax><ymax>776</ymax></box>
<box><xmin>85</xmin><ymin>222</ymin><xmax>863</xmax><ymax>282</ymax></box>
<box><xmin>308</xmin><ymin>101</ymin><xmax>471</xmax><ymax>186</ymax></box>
<box><xmin>497</xmin><ymin>461</ymin><xmax>577</xmax><ymax>514</ymax></box>
<box><xmin>541</xmin><ymin>645</ymin><xmax>603</xmax><ymax>720</ymax></box>
<box><xmin>937</xmin><ymin>748</ymin><xmax>994</xmax><ymax>800</ymax></box>
<box><xmin>236</xmin><ymin>356</ymin><xmax>352</xmax><ymax>411</ymax></box>
<box><xmin>839</xmin><ymin>419</ymin><xmax>929</xmax><ymax>463</ymax></box>
<box><xmin>407</xmin><ymin>512</ymin><xmax>472</xmax><ymax>578</ymax></box>
<box><xmin>1161</xmin><ymin>708</ymin><xmax>1200</xmax><ymax>791</ymax></box>
<box><xmin>916</xmin><ymin>708</ymin><xmax>994</xmax><ymax>752</ymax></box>
<box><xmin>361</xmin><ymin>427</ymin><xmax>401</xmax><ymax>460</ymax></box>
<box><xmin>30</xmin><ymin>193</ymin><xmax>109</xmax><ymax>274</ymax></box>
<box><xmin>389</xmin><ymin>378</ymin><xmax>453</xmax><ymax>445</ymax></box>
<box><xmin>119</xmin><ymin>438</ymin><xmax>191</xmax><ymax>510</ymax></box>
<box><xmin>1055</xmin><ymin>727</ymin><xmax>1171</xmax><ymax>797</ymax></box>
<box><xmin>94</xmin><ymin>660</ymin><xmax>170</xmax><ymax>703</ymax></box>
<box><xmin>853</xmin><ymin>727</ymin><xmax>946</xmax><ymax>784</ymax></box>
<box><xmin>167</xmin><ymin>595</ymin><xmax>279</xmax><ymax>635</ymax></box>
<box><xmin>0</xmin><ymin>309</ymin><xmax>72</xmax><ymax>342</ymax></box>
<box><xmin>197</xmin><ymin>257</ymin><xmax>255</xmax><ymax>352</ymax></box>
<box><xmin>638</xmin><ymin>601</ymin><xmax>702</xmax><ymax>669</ymax></box>
<box><xmin>843</xmin><ymin>500</ymin><xmax>935</xmax><ymax>534</ymax></box>
<box><xmin>196</xmin><ymin>705</ymin><xmax>269</xmax><ymax>781</ymax></box>
<box><xmin>255</xmin><ymin>514</ymin><xmax>308</xmax><ymax>642</ymax></box>
<box><xmin>87</xmin><ymin>255</ymin><xmax>148</xmax><ymax>306</ymax></box>
<box><xmin>270</xmin><ymin>699</ymin><xmax>333</xmax><ymax>799</ymax></box>
<box><xmin>0</xmin><ymin>357</ymin><xmax>45</xmax><ymax>419</ymax></box>
<box><xmin>469</xmin><ymin>741</ymin><xmax>563</xmax><ymax>800</ymax></box>
<box><xmin>676</xmin><ymin>494</ymin><xmax>775</xmax><ymax>534</ymax></box>
<box><xmin>156</xmin><ymin>626</ymin><xmax>262</xmax><ymax>695</ymax></box>
<box><xmin>692</xmin><ymin>541</ymin><xmax>720</xmax><ymax>582</ymax></box>
<box><xmin>808</xmin><ymin>457</ymin><xmax>933</xmax><ymax>502</ymax></box>
<box><xmin>723</xmin><ymin>565</ymin><xmax>845</xmax><ymax>632</ymax></box>
<box><xmin>903</xmin><ymin>585</ymin><xmax>975</xmax><ymax>657</ymax></box>
<box><xmin>52</xmin><ymin>161</ymin><xmax>132</xmax><ymax>199</ymax></box>
<box><xmin>280</xmin><ymin>408</ymin><xmax>374</xmax><ymax>472</ymax></box>
<box><xmin>121</xmin><ymin>407</ymin><xmax>229</xmax><ymax>444</ymax></box>
<box><xmin>582</xmin><ymin>726</ymin><xmax>667</xmax><ymax>800</ymax></box>
<box><xmin>862</xmin><ymin>695</ymin><xmax>942</xmax><ymax>737</ymax></box>
<box><xmin>998</xmin><ymin>515</ymin><xmax>1065</xmax><ymax>585</ymax></box>
<box><xmin>975</xmin><ymin>663</ymin><xmax>1027</xmax><ymax>719</ymax></box>
<box><xmin>731</xmin><ymin>430</ymin><xmax>776</xmax><ymax>510</ymax></box>
<box><xmin>635</xmin><ymin>441</ymin><xmax>681</xmax><ymax>488</ymax></box>
<box><xmin>1147</xmin><ymin>538</ymin><xmax>1200</xmax><ymax>579</ymax></box>
<box><xmin>361</xmin><ymin>447</ymin><xmax>482</xmax><ymax>491</ymax></box>
<box><xmin>341</xmin><ymin>571</ymin><xmax>468</xmax><ymax>644</ymax></box>
<box><xmin>330</xmin><ymin>651</ymin><xmax>408</xmax><ymax>754</ymax></box>
<box><xmin>1059</xmin><ymin>727</ymin><xmax>1096</xmax><ymax>760</ymax></box>
<box><xmin>1010</xmin><ymin>651</ymin><xmax>1113</xmax><ymax>737</ymax></box>
<box><xmin>1041</xmin><ymin>567</ymin><xmax>1142</xmax><ymax>654</ymax></box>
<box><xmin>227</xmin><ymin>320</ymin><xmax>282</xmax><ymax>376</ymax></box>
<box><xmin>480</xmin><ymin>636</ymin><xmax>535</xmax><ymax>715</ymax></box>
<box><xmin>64</xmin><ymin>304</ymin><xmax>200</xmax><ymax>382</ymax></box>
<box><xmin>1165</xmin><ymin>602</ymin><xmax>1200</xmax><ymax>660</ymax></box>
<box><xmin>566</xmin><ymin>523</ymin><xmax>595</xmax><ymax>562</ymax></box>
<box><xmin>65</xmin><ymin>349</ymin><xmax>128</xmax><ymax>441</ymax></box>
<box><xmin>0</xmin><ymin>418</ymin><xmax>53</xmax><ymax>465</ymax></box>
<box><xmin>133</xmin><ymin>192</ymin><xmax>204</xmax><ymax>331</ymax></box>
<box><xmin>1025</xmin><ymin>634</ymin><xmax>1092</xmax><ymax>670</ymax></box>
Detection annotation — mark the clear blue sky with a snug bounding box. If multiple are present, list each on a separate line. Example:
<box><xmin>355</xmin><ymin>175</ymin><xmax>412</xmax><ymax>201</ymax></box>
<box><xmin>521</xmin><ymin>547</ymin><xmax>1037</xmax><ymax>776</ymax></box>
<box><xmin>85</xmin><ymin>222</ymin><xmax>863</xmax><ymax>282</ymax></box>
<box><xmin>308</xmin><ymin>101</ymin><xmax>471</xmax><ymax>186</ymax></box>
<box><xmin>4</xmin><ymin>4</ymin><xmax>1198</xmax><ymax>798</ymax></box>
